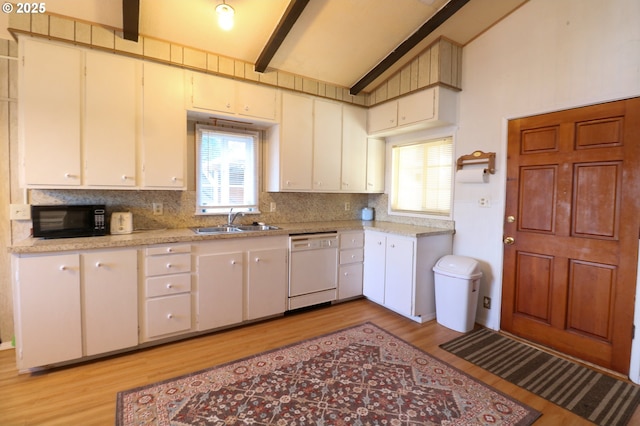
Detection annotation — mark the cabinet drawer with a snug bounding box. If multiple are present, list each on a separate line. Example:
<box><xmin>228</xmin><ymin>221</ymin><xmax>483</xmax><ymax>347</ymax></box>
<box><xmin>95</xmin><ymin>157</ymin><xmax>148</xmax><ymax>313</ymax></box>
<box><xmin>146</xmin><ymin>244</ymin><xmax>191</xmax><ymax>256</ymax></box>
<box><xmin>340</xmin><ymin>232</ymin><xmax>364</xmax><ymax>249</ymax></box>
<box><xmin>146</xmin><ymin>253</ymin><xmax>191</xmax><ymax>276</ymax></box>
<box><xmin>146</xmin><ymin>274</ymin><xmax>191</xmax><ymax>297</ymax></box>
<box><xmin>145</xmin><ymin>294</ymin><xmax>192</xmax><ymax>338</ymax></box>
<box><xmin>340</xmin><ymin>248</ymin><xmax>363</xmax><ymax>265</ymax></box>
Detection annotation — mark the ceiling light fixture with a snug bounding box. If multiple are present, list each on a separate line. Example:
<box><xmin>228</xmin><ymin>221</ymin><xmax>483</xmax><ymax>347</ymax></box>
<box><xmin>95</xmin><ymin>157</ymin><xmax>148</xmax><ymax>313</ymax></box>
<box><xmin>216</xmin><ymin>1</ymin><xmax>235</xmax><ymax>31</ymax></box>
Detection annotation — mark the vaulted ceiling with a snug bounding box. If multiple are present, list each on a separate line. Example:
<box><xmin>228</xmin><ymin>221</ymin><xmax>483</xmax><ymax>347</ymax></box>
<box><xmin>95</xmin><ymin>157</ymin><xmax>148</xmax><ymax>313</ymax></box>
<box><xmin>42</xmin><ymin>0</ymin><xmax>527</xmax><ymax>93</ymax></box>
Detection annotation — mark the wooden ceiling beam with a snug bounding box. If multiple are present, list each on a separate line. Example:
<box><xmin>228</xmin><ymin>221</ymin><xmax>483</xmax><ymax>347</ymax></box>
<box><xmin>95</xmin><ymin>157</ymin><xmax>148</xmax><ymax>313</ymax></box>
<box><xmin>122</xmin><ymin>0</ymin><xmax>140</xmax><ymax>42</ymax></box>
<box><xmin>255</xmin><ymin>0</ymin><xmax>310</xmax><ymax>73</ymax></box>
<box><xmin>349</xmin><ymin>0</ymin><xmax>471</xmax><ymax>95</ymax></box>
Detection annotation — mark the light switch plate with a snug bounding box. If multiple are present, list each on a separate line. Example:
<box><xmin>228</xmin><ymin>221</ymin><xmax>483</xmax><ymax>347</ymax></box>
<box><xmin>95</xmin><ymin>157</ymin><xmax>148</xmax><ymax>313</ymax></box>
<box><xmin>10</xmin><ymin>204</ymin><xmax>31</xmax><ymax>220</ymax></box>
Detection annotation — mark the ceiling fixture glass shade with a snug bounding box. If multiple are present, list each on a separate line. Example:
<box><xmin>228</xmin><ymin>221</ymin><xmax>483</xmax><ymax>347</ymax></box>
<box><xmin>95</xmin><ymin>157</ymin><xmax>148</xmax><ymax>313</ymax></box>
<box><xmin>216</xmin><ymin>1</ymin><xmax>235</xmax><ymax>31</ymax></box>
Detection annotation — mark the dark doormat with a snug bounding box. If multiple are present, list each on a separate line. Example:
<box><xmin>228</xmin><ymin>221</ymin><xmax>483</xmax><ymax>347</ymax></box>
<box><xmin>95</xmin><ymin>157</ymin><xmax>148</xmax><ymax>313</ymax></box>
<box><xmin>440</xmin><ymin>328</ymin><xmax>640</xmax><ymax>426</ymax></box>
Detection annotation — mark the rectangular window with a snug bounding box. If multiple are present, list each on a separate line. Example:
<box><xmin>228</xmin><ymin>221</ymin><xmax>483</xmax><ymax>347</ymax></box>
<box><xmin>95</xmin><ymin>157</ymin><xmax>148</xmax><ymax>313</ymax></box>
<box><xmin>196</xmin><ymin>125</ymin><xmax>259</xmax><ymax>215</ymax></box>
<box><xmin>391</xmin><ymin>137</ymin><xmax>453</xmax><ymax>217</ymax></box>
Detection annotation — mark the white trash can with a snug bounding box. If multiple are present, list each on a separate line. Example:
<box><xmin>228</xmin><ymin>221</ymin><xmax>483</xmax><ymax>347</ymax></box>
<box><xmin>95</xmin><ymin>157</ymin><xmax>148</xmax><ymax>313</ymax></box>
<box><xmin>433</xmin><ymin>255</ymin><xmax>482</xmax><ymax>333</ymax></box>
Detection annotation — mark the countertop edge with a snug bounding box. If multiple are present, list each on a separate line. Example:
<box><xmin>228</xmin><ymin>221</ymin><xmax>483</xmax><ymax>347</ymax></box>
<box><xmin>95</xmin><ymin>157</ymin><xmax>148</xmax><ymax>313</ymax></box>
<box><xmin>8</xmin><ymin>221</ymin><xmax>454</xmax><ymax>254</ymax></box>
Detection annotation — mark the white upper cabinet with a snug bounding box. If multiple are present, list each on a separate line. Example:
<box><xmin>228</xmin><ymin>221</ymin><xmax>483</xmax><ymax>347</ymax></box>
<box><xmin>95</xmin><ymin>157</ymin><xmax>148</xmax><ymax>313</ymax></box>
<box><xmin>141</xmin><ymin>62</ymin><xmax>186</xmax><ymax>189</ymax></box>
<box><xmin>236</xmin><ymin>82</ymin><xmax>277</xmax><ymax>120</ymax></box>
<box><xmin>366</xmin><ymin>137</ymin><xmax>385</xmax><ymax>193</ymax></box>
<box><xmin>20</xmin><ymin>38</ymin><xmax>82</xmax><ymax>187</ymax></box>
<box><xmin>19</xmin><ymin>38</ymin><xmax>186</xmax><ymax>190</ymax></box>
<box><xmin>191</xmin><ymin>72</ymin><xmax>235</xmax><ymax>114</ymax></box>
<box><xmin>368</xmin><ymin>86</ymin><xmax>457</xmax><ymax>136</ymax></box>
<box><xmin>84</xmin><ymin>51</ymin><xmax>140</xmax><ymax>187</ymax></box>
<box><xmin>313</xmin><ymin>99</ymin><xmax>342</xmax><ymax>191</ymax></box>
<box><xmin>341</xmin><ymin>105</ymin><xmax>368</xmax><ymax>192</ymax></box>
<box><xmin>266</xmin><ymin>93</ymin><xmax>372</xmax><ymax>193</ymax></box>
<box><xmin>275</xmin><ymin>91</ymin><xmax>314</xmax><ymax>190</ymax></box>
<box><xmin>188</xmin><ymin>72</ymin><xmax>277</xmax><ymax>123</ymax></box>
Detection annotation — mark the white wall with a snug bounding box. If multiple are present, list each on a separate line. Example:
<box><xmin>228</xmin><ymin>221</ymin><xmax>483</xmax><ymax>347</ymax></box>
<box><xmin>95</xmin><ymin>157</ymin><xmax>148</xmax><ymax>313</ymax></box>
<box><xmin>453</xmin><ymin>0</ymin><xmax>640</xmax><ymax>372</ymax></box>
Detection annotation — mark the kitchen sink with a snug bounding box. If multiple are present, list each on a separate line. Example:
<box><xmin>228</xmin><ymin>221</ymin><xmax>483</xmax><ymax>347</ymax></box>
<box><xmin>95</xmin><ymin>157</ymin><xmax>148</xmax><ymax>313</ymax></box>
<box><xmin>192</xmin><ymin>224</ymin><xmax>279</xmax><ymax>235</ymax></box>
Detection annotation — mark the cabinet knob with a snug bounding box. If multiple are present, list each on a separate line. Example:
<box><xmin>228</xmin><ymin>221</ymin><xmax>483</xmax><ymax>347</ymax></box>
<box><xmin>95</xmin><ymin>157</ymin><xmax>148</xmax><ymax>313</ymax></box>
<box><xmin>166</xmin><ymin>263</ymin><xmax>173</xmax><ymax>269</ymax></box>
<box><xmin>59</xmin><ymin>265</ymin><xmax>67</xmax><ymax>271</ymax></box>
<box><xmin>226</xmin><ymin>103</ymin><xmax>231</xmax><ymax>109</ymax></box>
<box><xmin>231</xmin><ymin>260</ymin><xmax>236</xmax><ymax>265</ymax></box>
<box><xmin>377</xmin><ymin>241</ymin><xmax>382</xmax><ymax>245</ymax></box>
<box><xmin>121</xmin><ymin>175</ymin><xmax>131</xmax><ymax>181</ymax></box>
<box><xmin>64</xmin><ymin>173</ymin><xmax>77</xmax><ymax>179</ymax></box>
<box><xmin>344</xmin><ymin>272</ymin><xmax>349</xmax><ymax>276</ymax></box>
<box><xmin>390</xmin><ymin>244</ymin><xmax>395</xmax><ymax>248</ymax></box>
<box><xmin>171</xmin><ymin>176</ymin><xmax>178</xmax><ymax>182</ymax></box>
<box><xmin>244</xmin><ymin>105</ymin><xmax>249</xmax><ymax>111</ymax></box>
<box><xmin>166</xmin><ymin>283</ymin><xmax>173</xmax><ymax>289</ymax></box>
<box><xmin>95</xmin><ymin>262</ymin><xmax>103</xmax><ymax>268</ymax></box>
<box><xmin>167</xmin><ymin>313</ymin><xmax>174</xmax><ymax>319</ymax></box>
<box><xmin>167</xmin><ymin>247</ymin><xmax>173</xmax><ymax>253</ymax></box>
<box><xmin>255</xmin><ymin>257</ymin><xmax>260</xmax><ymax>262</ymax></box>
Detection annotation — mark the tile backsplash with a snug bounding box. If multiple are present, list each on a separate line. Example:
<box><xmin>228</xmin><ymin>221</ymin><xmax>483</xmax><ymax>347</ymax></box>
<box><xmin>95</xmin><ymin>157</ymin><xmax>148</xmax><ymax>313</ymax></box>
<box><xmin>15</xmin><ymin>189</ymin><xmax>452</xmax><ymax>242</ymax></box>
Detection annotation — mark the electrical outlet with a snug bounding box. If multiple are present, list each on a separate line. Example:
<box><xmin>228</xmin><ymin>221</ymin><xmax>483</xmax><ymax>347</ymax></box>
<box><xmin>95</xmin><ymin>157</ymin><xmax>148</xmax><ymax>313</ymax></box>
<box><xmin>483</xmin><ymin>296</ymin><xmax>491</xmax><ymax>309</ymax></box>
<box><xmin>344</xmin><ymin>202</ymin><xmax>351</xmax><ymax>211</ymax></box>
<box><xmin>10</xmin><ymin>204</ymin><xmax>31</xmax><ymax>220</ymax></box>
<box><xmin>270</xmin><ymin>202</ymin><xmax>276</xmax><ymax>212</ymax></box>
<box><xmin>152</xmin><ymin>202</ymin><xmax>163</xmax><ymax>216</ymax></box>
<box><xmin>478</xmin><ymin>197</ymin><xmax>491</xmax><ymax>208</ymax></box>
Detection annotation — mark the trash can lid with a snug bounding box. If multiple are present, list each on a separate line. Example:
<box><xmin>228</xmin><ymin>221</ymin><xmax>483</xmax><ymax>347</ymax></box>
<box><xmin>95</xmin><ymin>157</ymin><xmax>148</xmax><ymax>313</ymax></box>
<box><xmin>433</xmin><ymin>255</ymin><xmax>482</xmax><ymax>279</ymax></box>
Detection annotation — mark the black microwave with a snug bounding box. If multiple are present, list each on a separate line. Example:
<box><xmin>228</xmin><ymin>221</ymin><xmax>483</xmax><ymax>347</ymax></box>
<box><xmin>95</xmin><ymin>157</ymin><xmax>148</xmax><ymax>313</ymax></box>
<box><xmin>32</xmin><ymin>205</ymin><xmax>107</xmax><ymax>239</ymax></box>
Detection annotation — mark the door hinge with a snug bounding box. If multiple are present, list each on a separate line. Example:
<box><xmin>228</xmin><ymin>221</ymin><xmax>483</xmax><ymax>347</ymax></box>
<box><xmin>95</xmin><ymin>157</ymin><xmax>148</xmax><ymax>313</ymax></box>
<box><xmin>633</xmin><ymin>324</ymin><xmax>636</xmax><ymax>340</ymax></box>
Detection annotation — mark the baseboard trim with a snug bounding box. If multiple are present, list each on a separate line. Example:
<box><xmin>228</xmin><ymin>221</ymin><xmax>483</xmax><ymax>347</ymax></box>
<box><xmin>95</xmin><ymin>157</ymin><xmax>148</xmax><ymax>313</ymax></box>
<box><xmin>0</xmin><ymin>341</ymin><xmax>15</xmax><ymax>351</ymax></box>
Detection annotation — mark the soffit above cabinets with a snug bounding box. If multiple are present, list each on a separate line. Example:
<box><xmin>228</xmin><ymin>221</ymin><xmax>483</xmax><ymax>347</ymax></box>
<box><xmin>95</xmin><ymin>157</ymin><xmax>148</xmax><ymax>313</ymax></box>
<box><xmin>40</xmin><ymin>0</ymin><xmax>528</xmax><ymax>93</ymax></box>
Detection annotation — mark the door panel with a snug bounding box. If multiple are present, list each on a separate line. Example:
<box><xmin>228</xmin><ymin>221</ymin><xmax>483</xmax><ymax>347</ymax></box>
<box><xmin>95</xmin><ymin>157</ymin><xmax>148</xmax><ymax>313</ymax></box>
<box><xmin>502</xmin><ymin>97</ymin><xmax>640</xmax><ymax>374</ymax></box>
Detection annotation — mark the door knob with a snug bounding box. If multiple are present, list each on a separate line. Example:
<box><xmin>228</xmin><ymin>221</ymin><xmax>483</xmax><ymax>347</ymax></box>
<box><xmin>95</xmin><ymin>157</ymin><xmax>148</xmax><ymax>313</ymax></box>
<box><xmin>503</xmin><ymin>236</ymin><xmax>515</xmax><ymax>245</ymax></box>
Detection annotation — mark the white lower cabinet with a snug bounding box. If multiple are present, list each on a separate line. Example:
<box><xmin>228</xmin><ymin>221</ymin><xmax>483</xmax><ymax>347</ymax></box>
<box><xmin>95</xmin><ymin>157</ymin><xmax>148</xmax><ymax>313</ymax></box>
<box><xmin>82</xmin><ymin>250</ymin><xmax>138</xmax><ymax>356</ymax></box>
<box><xmin>196</xmin><ymin>251</ymin><xmax>244</xmax><ymax>330</ymax></box>
<box><xmin>363</xmin><ymin>230</ymin><xmax>453</xmax><ymax>323</ymax></box>
<box><xmin>141</xmin><ymin>244</ymin><xmax>193</xmax><ymax>342</ymax></box>
<box><xmin>194</xmin><ymin>236</ymin><xmax>288</xmax><ymax>331</ymax></box>
<box><xmin>246</xmin><ymin>247</ymin><xmax>288</xmax><ymax>320</ymax></box>
<box><xmin>338</xmin><ymin>231</ymin><xmax>364</xmax><ymax>300</ymax></box>
<box><xmin>12</xmin><ymin>248</ymin><xmax>138</xmax><ymax>370</ymax></box>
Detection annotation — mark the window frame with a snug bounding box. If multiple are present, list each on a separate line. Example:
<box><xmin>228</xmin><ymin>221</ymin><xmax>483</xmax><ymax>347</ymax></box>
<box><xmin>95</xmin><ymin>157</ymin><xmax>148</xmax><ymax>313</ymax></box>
<box><xmin>388</xmin><ymin>136</ymin><xmax>454</xmax><ymax>219</ymax></box>
<box><xmin>195</xmin><ymin>124</ymin><xmax>260</xmax><ymax>216</ymax></box>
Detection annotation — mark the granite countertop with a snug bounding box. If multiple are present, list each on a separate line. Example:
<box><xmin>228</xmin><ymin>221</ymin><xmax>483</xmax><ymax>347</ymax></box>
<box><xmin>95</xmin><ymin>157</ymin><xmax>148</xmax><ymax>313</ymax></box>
<box><xmin>8</xmin><ymin>220</ymin><xmax>454</xmax><ymax>254</ymax></box>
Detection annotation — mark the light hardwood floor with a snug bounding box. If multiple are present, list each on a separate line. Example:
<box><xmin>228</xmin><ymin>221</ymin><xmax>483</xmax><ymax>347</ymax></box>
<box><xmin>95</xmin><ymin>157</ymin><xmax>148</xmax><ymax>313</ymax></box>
<box><xmin>0</xmin><ymin>299</ymin><xmax>638</xmax><ymax>425</ymax></box>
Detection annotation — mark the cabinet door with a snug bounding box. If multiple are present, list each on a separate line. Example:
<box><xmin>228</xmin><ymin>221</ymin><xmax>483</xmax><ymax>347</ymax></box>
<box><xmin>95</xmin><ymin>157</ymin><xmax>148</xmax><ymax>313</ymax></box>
<box><xmin>237</xmin><ymin>82</ymin><xmax>277</xmax><ymax>120</ymax></box>
<box><xmin>367</xmin><ymin>101</ymin><xmax>397</xmax><ymax>134</ymax></box>
<box><xmin>366</xmin><ymin>138</ymin><xmax>385</xmax><ymax>193</ymax></box>
<box><xmin>339</xmin><ymin>263</ymin><xmax>363</xmax><ymax>300</ymax></box>
<box><xmin>15</xmin><ymin>254</ymin><xmax>82</xmax><ymax>369</ymax></box>
<box><xmin>20</xmin><ymin>39</ymin><xmax>82</xmax><ymax>186</ymax></box>
<box><xmin>196</xmin><ymin>252</ymin><xmax>243</xmax><ymax>330</ymax></box>
<box><xmin>341</xmin><ymin>105</ymin><xmax>367</xmax><ymax>192</ymax></box>
<box><xmin>313</xmin><ymin>99</ymin><xmax>342</xmax><ymax>191</ymax></box>
<box><xmin>246</xmin><ymin>248</ymin><xmax>287</xmax><ymax>320</ymax></box>
<box><xmin>280</xmin><ymin>92</ymin><xmax>313</xmax><ymax>190</ymax></box>
<box><xmin>363</xmin><ymin>231</ymin><xmax>386</xmax><ymax>304</ymax></box>
<box><xmin>191</xmin><ymin>72</ymin><xmax>235</xmax><ymax>113</ymax></box>
<box><xmin>397</xmin><ymin>88</ymin><xmax>435</xmax><ymax>126</ymax></box>
<box><xmin>84</xmin><ymin>51</ymin><xmax>139</xmax><ymax>187</ymax></box>
<box><xmin>142</xmin><ymin>62</ymin><xmax>186</xmax><ymax>189</ymax></box>
<box><xmin>384</xmin><ymin>236</ymin><xmax>415</xmax><ymax>317</ymax></box>
<box><xmin>82</xmin><ymin>250</ymin><xmax>138</xmax><ymax>356</ymax></box>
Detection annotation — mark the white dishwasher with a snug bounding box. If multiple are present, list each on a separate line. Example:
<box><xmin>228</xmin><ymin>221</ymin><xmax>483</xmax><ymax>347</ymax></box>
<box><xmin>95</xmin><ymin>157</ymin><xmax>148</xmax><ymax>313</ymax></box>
<box><xmin>288</xmin><ymin>233</ymin><xmax>339</xmax><ymax>310</ymax></box>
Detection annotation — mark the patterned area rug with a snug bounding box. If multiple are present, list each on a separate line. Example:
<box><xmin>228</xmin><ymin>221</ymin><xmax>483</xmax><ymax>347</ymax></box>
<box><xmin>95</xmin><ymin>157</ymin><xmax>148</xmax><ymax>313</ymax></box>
<box><xmin>441</xmin><ymin>328</ymin><xmax>640</xmax><ymax>426</ymax></box>
<box><xmin>116</xmin><ymin>323</ymin><xmax>540</xmax><ymax>425</ymax></box>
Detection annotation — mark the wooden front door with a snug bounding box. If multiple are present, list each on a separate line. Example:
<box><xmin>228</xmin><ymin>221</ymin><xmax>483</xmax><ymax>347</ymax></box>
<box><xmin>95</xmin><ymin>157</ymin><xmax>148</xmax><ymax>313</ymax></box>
<box><xmin>501</xmin><ymin>97</ymin><xmax>640</xmax><ymax>374</ymax></box>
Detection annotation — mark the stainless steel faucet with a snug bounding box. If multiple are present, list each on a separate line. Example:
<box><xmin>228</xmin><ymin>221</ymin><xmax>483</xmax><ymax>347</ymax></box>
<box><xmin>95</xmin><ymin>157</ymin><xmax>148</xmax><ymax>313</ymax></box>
<box><xmin>227</xmin><ymin>208</ymin><xmax>243</xmax><ymax>226</ymax></box>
